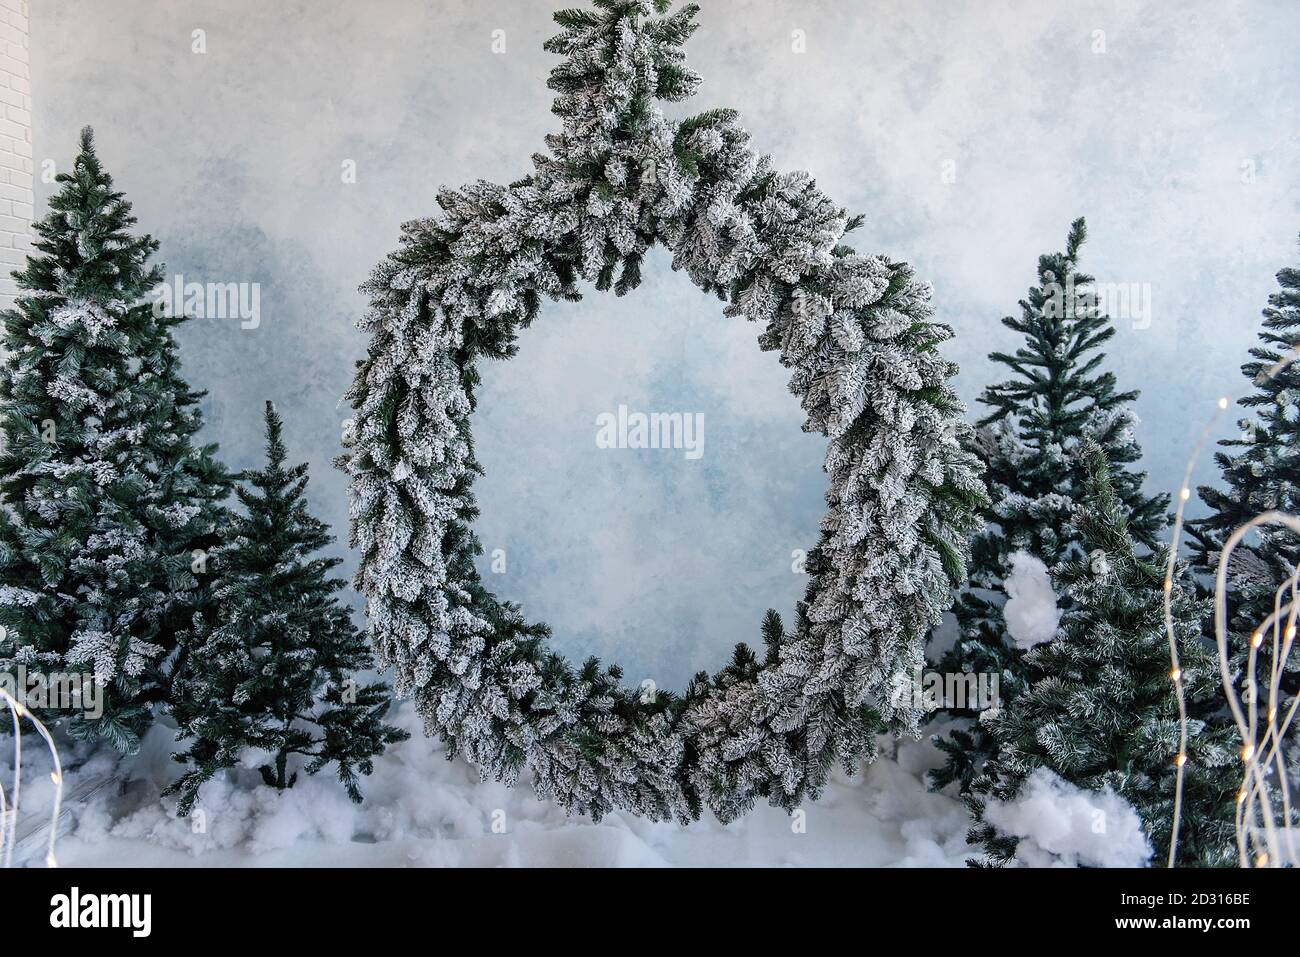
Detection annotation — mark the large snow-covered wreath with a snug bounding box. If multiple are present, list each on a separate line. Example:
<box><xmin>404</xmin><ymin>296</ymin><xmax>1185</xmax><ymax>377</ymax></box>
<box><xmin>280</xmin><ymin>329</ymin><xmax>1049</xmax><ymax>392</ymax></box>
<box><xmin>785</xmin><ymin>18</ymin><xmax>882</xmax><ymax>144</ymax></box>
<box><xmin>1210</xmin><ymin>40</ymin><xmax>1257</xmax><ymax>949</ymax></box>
<box><xmin>341</xmin><ymin>0</ymin><xmax>985</xmax><ymax>823</ymax></box>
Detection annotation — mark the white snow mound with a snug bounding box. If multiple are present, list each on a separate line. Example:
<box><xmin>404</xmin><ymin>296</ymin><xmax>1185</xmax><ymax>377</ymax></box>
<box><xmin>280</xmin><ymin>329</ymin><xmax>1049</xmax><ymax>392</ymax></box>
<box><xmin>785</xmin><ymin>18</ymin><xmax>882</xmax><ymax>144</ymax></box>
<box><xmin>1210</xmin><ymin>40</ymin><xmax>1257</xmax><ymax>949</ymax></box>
<box><xmin>983</xmin><ymin>767</ymin><xmax>1153</xmax><ymax>868</ymax></box>
<box><xmin>1003</xmin><ymin>550</ymin><xmax>1061</xmax><ymax>650</ymax></box>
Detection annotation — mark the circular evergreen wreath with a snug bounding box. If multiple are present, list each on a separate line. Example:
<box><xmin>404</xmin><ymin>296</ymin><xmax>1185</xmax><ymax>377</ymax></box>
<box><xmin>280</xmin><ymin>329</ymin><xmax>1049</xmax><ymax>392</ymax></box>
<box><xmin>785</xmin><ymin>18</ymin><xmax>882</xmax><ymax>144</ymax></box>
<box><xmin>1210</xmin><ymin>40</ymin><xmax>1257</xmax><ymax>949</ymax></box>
<box><xmin>340</xmin><ymin>0</ymin><xmax>985</xmax><ymax>823</ymax></box>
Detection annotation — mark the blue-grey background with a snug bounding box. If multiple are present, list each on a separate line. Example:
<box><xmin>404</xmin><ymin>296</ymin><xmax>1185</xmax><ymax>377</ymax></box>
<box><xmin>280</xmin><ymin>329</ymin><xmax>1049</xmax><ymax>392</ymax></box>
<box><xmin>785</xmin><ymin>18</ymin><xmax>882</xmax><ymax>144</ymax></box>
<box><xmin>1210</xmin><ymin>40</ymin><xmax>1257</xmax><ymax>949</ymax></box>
<box><xmin>34</xmin><ymin>1</ymin><xmax>1300</xmax><ymax>691</ymax></box>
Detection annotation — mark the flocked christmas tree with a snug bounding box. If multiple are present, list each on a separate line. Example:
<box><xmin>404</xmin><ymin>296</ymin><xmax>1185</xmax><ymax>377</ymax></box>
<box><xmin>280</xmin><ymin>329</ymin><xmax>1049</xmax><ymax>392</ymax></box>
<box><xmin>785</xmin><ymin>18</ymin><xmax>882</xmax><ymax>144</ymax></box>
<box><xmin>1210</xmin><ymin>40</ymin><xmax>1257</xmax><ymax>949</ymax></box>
<box><xmin>1190</xmin><ymin>240</ymin><xmax>1300</xmax><ymax>703</ymax></box>
<box><xmin>930</xmin><ymin>218</ymin><xmax>1168</xmax><ymax>792</ymax></box>
<box><xmin>167</xmin><ymin>402</ymin><xmax>406</xmax><ymax>815</ymax></box>
<box><xmin>0</xmin><ymin>127</ymin><xmax>228</xmax><ymax>750</ymax></box>
<box><xmin>967</xmin><ymin>441</ymin><xmax>1237</xmax><ymax>867</ymax></box>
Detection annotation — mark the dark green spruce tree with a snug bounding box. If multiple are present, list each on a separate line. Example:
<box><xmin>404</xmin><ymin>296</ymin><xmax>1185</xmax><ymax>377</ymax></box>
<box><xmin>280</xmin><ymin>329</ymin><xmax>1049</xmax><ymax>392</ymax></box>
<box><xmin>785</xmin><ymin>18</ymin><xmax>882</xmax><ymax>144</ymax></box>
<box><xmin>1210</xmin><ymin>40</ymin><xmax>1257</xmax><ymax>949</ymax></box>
<box><xmin>0</xmin><ymin>127</ymin><xmax>228</xmax><ymax>750</ymax></box>
<box><xmin>1190</xmin><ymin>240</ymin><xmax>1300</xmax><ymax>702</ymax></box>
<box><xmin>930</xmin><ymin>218</ymin><xmax>1168</xmax><ymax>793</ymax></box>
<box><xmin>967</xmin><ymin>442</ymin><xmax>1237</xmax><ymax>867</ymax></box>
<box><xmin>167</xmin><ymin>402</ymin><xmax>407</xmax><ymax>815</ymax></box>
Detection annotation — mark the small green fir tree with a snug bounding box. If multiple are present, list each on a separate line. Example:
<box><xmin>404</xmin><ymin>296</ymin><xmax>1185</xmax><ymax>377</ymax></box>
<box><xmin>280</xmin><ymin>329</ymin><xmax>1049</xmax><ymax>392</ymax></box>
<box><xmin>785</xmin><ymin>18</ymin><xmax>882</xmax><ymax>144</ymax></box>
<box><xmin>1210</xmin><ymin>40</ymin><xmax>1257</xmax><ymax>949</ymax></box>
<box><xmin>968</xmin><ymin>442</ymin><xmax>1238</xmax><ymax>867</ymax></box>
<box><xmin>931</xmin><ymin>218</ymin><xmax>1168</xmax><ymax>792</ymax></box>
<box><xmin>1190</xmin><ymin>240</ymin><xmax>1300</xmax><ymax>703</ymax></box>
<box><xmin>167</xmin><ymin>402</ymin><xmax>406</xmax><ymax>814</ymax></box>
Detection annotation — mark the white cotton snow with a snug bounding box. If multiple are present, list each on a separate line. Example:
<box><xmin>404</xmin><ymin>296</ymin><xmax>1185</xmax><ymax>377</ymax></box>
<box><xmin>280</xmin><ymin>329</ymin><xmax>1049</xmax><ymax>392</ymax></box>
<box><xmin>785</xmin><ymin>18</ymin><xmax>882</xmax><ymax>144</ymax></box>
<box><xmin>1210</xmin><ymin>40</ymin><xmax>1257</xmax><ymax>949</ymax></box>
<box><xmin>7</xmin><ymin>704</ymin><xmax>983</xmax><ymax>868</ymax></box>
<box><xmin>982</xmin><ymin>767</ymin><xmax>1152</xmax><ymax>868</ymax></box>
<box><xmin>1003</xmin><ymin>550</ymin><xmax>1061</xmax><ymax>650</ymax></box>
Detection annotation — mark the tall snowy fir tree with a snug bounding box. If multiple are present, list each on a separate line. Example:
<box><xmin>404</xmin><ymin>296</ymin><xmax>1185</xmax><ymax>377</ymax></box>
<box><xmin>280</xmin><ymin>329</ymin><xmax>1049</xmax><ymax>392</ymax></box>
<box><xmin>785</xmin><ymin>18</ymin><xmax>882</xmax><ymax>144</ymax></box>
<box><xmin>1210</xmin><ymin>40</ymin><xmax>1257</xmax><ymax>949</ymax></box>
<box><xmin>167</xmin><ymin>402</ymin><xmax>407</xmax><ymax>815</ymax></box>
<box><xmin>967</xmin><ymin>442</ymin><xmax>1237</xmax><ymax>867</ymax></box>
<box><xmin>930</xmin><ymin>218</ymin><xmax>1167</xmax><ymax>792</ymax></box>
<box><xmin>1190</xmin><ymin>240</ymin><xmax>1300</xmax><ymax>704</ymax></box>
<box><xmin>0</xmin><ymin>128</ymin><xmax>228</xmax><ymax>751</ymax></box>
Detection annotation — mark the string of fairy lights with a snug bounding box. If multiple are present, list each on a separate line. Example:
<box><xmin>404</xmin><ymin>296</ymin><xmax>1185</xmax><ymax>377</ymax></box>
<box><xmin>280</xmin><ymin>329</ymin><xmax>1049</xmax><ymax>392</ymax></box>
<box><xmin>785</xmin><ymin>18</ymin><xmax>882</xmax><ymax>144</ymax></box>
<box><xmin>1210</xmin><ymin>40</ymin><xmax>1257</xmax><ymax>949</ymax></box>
<box><xmin>1211</xmin><ymin>516</ymin><xmax>1300</xmax><ymax>867</ymax></box>
<box><xmin>0</xmin><ymin>687</ymin><xmax>63</xmax><ymax>869</ymax></box>
<box><xmin>1163</xmin><ymin>344</ymin><xmax>1300</xmax><ymax>868</ymax></box>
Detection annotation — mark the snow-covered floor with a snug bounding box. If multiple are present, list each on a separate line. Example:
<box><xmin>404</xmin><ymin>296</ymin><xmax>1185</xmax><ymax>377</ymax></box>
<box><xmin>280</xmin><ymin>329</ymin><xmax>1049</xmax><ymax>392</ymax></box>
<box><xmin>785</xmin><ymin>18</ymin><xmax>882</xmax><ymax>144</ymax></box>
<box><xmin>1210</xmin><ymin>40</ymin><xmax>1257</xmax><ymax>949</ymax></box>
<box><xmin>6</xmin><ymin>704</ymin><xmax>980</xmax><ymax>868</ymax></box>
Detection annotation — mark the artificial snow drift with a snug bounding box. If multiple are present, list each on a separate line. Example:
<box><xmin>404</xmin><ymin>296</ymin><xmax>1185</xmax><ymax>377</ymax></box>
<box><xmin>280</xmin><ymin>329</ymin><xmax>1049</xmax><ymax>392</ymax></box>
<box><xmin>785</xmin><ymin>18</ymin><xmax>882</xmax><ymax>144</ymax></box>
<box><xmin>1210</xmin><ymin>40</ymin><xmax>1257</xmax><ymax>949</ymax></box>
<box><xmin>5</xmin><ymin>705</ymin><xmax>988</xmax><ymax>868</ymax></box>
<box><xmin>1002</xmin><ymin>550</ymin><xmax>1061</xmax><ymax>650</ymax></box>
<box><xmin>982</xmin><ymin>767</ymin><xmax>1153</xmax><ymax>868</ymax></box>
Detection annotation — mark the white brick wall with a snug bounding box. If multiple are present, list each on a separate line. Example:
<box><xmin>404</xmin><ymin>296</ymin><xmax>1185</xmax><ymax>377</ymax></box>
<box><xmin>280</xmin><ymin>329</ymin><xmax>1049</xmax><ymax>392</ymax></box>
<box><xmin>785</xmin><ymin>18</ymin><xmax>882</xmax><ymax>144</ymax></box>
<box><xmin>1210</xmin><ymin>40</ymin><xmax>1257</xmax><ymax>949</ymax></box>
<box><xmin>0</xmin><ymin>0</ymin><xmax>30</xmax><ymax>311</ymax></box>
